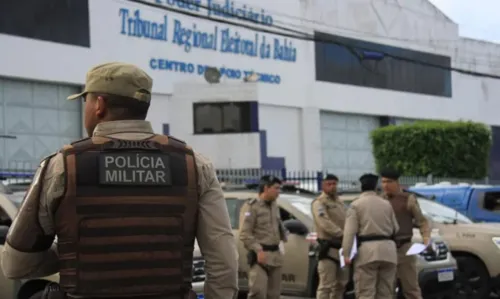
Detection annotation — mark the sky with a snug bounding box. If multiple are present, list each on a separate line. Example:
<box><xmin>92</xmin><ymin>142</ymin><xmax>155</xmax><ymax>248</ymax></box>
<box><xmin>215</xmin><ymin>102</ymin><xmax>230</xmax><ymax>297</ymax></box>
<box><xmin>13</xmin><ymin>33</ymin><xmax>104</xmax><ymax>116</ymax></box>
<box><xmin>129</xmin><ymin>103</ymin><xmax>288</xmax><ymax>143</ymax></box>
<box><xmin>428</xmin><ymin>0</ymin><xmax>499</xmax><ymax>43</ymax></box>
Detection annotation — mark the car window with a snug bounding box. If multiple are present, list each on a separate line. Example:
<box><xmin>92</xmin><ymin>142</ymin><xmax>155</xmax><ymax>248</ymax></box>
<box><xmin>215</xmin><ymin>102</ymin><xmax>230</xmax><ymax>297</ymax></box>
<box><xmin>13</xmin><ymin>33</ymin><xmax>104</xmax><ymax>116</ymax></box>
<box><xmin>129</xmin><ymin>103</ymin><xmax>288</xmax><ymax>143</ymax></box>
<box><xmin>287</xmin><ymin>197</ymin><xmax>313</xmax><ymax>218</ymax></box>
<box><xmin>417</xmin><ymin>198</ymin><xmax>474</xmax><ymax>224</ymax></box>
<box><xmin>279</xmin><ymin>207</ymin><xmax>298</xmax><ymax>221</ymax></box>
<box><xmin>225</xmin><ymin>198</ymin><xmax>242</xmax><ymax>229</ymax></box>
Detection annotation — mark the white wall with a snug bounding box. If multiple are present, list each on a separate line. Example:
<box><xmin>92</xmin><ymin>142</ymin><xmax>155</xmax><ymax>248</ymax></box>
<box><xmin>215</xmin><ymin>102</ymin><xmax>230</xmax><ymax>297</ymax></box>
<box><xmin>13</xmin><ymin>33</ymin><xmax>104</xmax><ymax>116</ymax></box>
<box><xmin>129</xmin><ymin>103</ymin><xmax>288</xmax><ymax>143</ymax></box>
<box><xmin>146</xmin><ymin>93</ymin><xmax>172</xmax><ymax>133</ymax></box>
<box><xmin>170</xmin><ymin>82</ymin><xmax>261</xmax><ymax>169</ymax></box>
<box><xmin>1</xmin><ymin>0</ymin><xmax>499</xmax><ymax>171</ymax></box>
<box><xmin>305</xmin><ymin>0</ymin><xmax>500</xmax><ymax>125</ymax></box>
<box><xmin>259</xmin><ymin>104</ymin><xmax>302</xmax><ymax>170</ymax></box>
<box><xmin>0</xmin><ymin>0</ymin><xmax>310</xmax><ymax>107</ymax></box>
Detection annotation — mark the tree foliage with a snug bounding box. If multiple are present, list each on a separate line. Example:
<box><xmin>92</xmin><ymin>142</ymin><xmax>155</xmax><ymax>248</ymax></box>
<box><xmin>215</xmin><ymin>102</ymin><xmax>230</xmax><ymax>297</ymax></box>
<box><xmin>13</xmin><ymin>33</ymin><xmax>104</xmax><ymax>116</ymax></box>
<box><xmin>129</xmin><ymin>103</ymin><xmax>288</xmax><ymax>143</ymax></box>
<box><xmin>370</xmin><ymin>120</ymin><xmax>492</xmax><ymax>178</ymax></box>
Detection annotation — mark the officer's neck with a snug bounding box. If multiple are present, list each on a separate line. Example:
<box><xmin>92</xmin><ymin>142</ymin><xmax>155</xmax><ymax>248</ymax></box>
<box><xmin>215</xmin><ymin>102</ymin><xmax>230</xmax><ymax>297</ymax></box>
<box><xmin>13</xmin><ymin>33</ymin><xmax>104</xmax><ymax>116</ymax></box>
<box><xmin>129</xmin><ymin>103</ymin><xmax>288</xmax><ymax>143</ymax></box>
<box><xmin>323</xmin><ymin>191</ymin><xmax>337</xmax><ymax>200</ymax></box>
<box><xmin>259</xmin><ymin>194</ymin><xmax>274</xmax><ymax>204</ymax></box>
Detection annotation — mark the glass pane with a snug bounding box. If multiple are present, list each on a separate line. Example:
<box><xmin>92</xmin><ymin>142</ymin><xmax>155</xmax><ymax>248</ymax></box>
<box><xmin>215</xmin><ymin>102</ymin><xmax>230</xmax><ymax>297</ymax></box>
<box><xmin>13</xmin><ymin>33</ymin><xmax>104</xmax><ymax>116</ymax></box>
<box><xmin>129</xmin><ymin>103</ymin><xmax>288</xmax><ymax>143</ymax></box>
<box><xmin>225</xmin><ymin>198</ymin><xmax>240</xmax><ymax>229</ymax></box>
<box><xmin>417</xmin><ymin>198</ymin><xmax>473</xmax><ymax>224</ymax></box>
<box><xmin>195</xmin><ymin>104</ymin><xmax>222</xmax><ymax>133</ymax></box>
<box><xmin>222</xmin><ymin>103</ymin><xmax>241</xmax><ymax>132</ymax></box>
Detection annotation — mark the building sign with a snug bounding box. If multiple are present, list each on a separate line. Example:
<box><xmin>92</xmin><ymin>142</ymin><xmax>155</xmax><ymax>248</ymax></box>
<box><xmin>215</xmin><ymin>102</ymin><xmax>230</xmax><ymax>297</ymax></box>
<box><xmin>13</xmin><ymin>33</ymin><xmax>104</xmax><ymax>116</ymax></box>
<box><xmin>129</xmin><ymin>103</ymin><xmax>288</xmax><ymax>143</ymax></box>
<box><xmin>153</xmin><ymin>0</ymin><xmax>274</xmax><ymax>26</ymax></box>
<box><xmin>119</xmin><ymin>1</ymin><xmax>298</xmax><ymax>84</ymax></box>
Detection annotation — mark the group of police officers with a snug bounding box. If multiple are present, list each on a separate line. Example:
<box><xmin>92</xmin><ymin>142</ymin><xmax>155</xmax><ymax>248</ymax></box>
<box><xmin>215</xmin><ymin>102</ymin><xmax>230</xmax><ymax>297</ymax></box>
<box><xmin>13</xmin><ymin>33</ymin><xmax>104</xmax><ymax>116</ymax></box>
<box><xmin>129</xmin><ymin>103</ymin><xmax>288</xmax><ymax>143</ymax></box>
<box><xmin>312</xmin><ymin>172</ymin><xmax>430</xmax><ymax>299</ymax></box>
<box><xmin>0</xmin><ymin>62</ymin><xmax>430</xmax><ymax>299</ymax></box>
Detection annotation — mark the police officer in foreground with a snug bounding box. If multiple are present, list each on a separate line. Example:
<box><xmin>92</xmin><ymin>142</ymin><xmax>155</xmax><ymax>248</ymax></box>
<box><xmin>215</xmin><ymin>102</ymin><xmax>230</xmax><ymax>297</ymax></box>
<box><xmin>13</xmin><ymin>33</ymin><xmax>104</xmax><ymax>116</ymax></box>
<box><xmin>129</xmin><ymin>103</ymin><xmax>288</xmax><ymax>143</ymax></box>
<box><xmin>0</xmin><ymin>62</ymin><xmax>238</xmax><ymax>299</ymax></box>
<box><xmin>380</xmin><ymin>168</ymin><xmax>430</xmax><ymax>299</ymax></box>
<box><xmin>311</xmin><ymin>174</ymin><xmax>349</xmax><ymax>299</ymax></box>
<box><xmin>342</xmin><ymin>173</ymin><xmax>399</xmax><ymax>299</ymax></box>
<box><xmin>239</xmin><ymin>175</ymin><xmax>288</xmax><ymax>299</ymax></box>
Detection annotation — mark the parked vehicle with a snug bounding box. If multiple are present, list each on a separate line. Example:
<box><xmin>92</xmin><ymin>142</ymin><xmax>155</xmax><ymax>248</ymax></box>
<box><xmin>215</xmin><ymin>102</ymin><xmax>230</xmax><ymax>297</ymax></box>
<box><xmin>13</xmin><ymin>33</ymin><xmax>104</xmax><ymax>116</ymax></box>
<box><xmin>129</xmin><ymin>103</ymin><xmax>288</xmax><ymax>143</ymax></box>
<box><xmin>0</xmin><ymin>181</ymin><xmax>206</xmax><ymax>299</ymax></box>
<box><xmin>341</xmin><ymin>191</ymin><xmax>500</xmax><ymax>298</ymax></box>
<box><xmin>224</xmin><ymin>184</ymin><xmax>458</xmax><ymax>299</ymax></box>
<box><xmin>409</xmin><ymin>182</ymin><xmax>500</xmax><ymax>222</ymax></box>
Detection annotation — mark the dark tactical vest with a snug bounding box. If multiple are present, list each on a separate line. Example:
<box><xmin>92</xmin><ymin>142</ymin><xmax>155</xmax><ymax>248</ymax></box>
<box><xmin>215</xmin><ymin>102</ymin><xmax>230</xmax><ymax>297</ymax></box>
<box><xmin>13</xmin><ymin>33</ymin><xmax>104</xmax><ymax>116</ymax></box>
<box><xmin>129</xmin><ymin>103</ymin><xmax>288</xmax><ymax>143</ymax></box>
<box><xmin>388</xmin><ymin>192</ymin><xmax>413</xmax><ymax>240</ymax></box>
<box><xmin>54</xmin><ymin>134</ymin><xmax>199</xmax><ymax>298</ymax></box>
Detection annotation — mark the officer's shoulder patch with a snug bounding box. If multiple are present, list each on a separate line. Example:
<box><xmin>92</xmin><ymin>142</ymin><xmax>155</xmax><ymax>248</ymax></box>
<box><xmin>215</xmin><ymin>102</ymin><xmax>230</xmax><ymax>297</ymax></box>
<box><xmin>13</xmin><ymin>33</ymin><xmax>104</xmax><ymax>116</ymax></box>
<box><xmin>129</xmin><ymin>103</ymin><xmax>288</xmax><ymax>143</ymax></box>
<box><xmin>316</xmin><ymin>203</ymin><xmax>326</xmax><ymax>216</ymax></box>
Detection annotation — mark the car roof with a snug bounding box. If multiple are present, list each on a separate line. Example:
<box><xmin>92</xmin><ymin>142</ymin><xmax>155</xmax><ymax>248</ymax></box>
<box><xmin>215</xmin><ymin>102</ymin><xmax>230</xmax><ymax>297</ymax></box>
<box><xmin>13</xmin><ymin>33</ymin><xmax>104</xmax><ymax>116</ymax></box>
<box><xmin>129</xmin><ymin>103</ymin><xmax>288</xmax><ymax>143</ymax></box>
<box><xmin>224</xmin><ymin>190</ymin><xmax>315</xmax><ymax>228</ymax></box>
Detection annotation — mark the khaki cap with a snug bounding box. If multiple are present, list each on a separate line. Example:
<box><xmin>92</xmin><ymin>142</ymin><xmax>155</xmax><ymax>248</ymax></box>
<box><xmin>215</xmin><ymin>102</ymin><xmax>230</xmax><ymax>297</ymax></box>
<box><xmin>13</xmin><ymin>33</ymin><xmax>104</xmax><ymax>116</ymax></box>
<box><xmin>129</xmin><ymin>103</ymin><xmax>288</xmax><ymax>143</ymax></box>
<box><xmin>67</xmin><ymin>62</ymin><xmax>153</xmax><ymax>102</ymax></box>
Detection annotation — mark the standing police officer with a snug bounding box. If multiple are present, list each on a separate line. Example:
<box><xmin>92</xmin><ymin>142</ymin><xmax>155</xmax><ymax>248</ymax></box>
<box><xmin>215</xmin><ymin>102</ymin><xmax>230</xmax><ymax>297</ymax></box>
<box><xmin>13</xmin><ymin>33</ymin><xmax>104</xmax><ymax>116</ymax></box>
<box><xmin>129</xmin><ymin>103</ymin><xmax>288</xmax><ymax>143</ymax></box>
<box><xmin>380</xmin><ymin>168</ymin><xmax>430</xmax><ymax>299</ymax></box>
<box><xmin>342</xmin><ymin>173</ymin><xmax>399</xmax><ymax>299</ymax></box>
<box><xmin>239</xmin><ymin>175</ymin><xmax>288</xmax><ymax>299</ymax></box>
<box><xmin>311</xmin><ymin>174</ymin><xmax>349</xmax><ymax>299</ymax></box>
<box><xmin>0</xmin><ymin>62</ymin><xmax>239</xmax><ymax>299</ymax></box>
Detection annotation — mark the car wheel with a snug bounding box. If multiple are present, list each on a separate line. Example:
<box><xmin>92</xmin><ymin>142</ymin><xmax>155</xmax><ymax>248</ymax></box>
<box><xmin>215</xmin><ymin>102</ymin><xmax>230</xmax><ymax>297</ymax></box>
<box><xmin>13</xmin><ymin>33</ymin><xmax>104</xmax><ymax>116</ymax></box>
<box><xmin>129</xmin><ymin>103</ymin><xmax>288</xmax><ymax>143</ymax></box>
<box><xmin>26</xmin><ymin>291</ymin><xmax>44</xmax><ymax>299</ymax></box>
<box><xmin>454</xmin><ymin>256</ymin><xmax>490</xmax><ymax>299</ymax></box>
<box><xmin>17</xmin><ymin>280</ymin><xmax>50</xmax><ymax>299</ymax></box>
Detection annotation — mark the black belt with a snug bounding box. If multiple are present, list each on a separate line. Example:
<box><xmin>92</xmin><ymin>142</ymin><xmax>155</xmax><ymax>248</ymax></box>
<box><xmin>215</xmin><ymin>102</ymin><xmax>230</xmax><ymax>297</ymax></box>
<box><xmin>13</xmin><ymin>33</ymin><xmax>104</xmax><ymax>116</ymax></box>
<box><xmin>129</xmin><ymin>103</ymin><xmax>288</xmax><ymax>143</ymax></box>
<box><xmin>261</xmin><ymin>244</ymin><xmax>280</xmax><ymax>252</ymax></box>
<box><xmin>357</xmin><ymin>235</ymin><xmax>394</xmax><ymax>245</ymax></box>
<box><xmin>317</xmin><ymin>238</ymin><xmax>342</xmax><ymax>249</ymax></box>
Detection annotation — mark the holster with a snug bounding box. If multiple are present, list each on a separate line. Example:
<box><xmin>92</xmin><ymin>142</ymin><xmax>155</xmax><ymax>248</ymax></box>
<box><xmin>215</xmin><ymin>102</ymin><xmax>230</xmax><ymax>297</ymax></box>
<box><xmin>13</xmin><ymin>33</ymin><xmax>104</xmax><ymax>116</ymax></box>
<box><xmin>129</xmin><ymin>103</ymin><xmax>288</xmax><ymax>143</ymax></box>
<box><xmin>316</xmin><ymin>239</ymin><xmax>341</xmax><ymax>259</ymax></box>
<box><xmin>316</xmin><ymin>239</ymin><xmax>331</xmax><ymax>260</ymax></box>
<box><xmin>247</xmin><ymin>250</ymin><xmax>257</xmax><ymax>267</ymax></box>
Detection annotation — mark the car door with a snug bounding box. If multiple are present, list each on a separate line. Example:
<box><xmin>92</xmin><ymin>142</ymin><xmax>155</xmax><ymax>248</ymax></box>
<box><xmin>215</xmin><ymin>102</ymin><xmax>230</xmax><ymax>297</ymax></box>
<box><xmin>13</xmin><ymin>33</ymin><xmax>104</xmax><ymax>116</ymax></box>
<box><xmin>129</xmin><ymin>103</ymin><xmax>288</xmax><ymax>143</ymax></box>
<box><xmin>224</xmin><ymin>198</ymin><xmax>249</xmax><ymax>289</ymax></box>
<box><xmin>278</xmin><ymin>206</ymin><xmax>311</xmax><ymax>295</ymax></box>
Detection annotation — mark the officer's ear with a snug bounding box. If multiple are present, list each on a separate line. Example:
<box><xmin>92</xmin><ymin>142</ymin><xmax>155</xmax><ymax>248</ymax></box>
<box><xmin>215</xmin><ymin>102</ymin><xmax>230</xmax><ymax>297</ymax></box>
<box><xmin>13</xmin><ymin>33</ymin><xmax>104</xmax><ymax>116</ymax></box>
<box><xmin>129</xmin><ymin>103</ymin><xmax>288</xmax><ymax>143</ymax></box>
<box><xmin>95</xmin><ymin>95</ymin><xmax>107</xmax><ymax>118</ymax></box>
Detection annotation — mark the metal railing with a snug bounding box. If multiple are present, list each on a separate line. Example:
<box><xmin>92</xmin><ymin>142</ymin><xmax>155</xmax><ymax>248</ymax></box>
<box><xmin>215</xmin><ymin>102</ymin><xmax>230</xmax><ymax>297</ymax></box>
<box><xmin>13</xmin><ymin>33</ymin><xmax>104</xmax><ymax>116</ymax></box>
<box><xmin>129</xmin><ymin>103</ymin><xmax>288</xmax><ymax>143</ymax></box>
<box><xmin>216</xmin><ymin>169</ymin><xmax>499</xmax><ymax>192</ymax></box>
<box><xmin>1</xmin><ymin>166</ymin><xmax>498</xmax><ymax>190</ymax></box>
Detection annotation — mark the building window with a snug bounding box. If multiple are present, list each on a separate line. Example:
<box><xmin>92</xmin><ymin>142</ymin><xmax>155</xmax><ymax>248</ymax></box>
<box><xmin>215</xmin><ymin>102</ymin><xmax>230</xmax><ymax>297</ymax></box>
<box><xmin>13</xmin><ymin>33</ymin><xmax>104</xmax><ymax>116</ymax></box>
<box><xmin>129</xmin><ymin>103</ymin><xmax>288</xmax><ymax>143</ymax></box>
<box><xmin>0</xmin><ymin>0</ymin><xmax>90</xmax><ymax>47</ymax></box>
<box><xmin>314</xmin><ymin>31</ymin><xmax>452</xmax><ymax>98</ymax></box>
<box><xmin>193</xmin><ymin>101</ymin><xmax>255</xmax><ymax>134</ymax></box>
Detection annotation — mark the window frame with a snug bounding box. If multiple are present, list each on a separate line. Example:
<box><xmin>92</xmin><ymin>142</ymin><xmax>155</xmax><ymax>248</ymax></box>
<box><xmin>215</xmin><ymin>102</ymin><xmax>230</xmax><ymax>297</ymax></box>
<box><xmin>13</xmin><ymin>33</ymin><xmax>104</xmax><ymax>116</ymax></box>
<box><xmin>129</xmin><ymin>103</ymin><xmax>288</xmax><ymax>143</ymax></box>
<box><xmin>192</xmin><ymin>101</ymin><xmax>254</xmax><ymax>135</ymax></box>
<box><xmin>314</xmin><ymin>31</ymin><xmax>452</xmax><ymax>98</ymax></box>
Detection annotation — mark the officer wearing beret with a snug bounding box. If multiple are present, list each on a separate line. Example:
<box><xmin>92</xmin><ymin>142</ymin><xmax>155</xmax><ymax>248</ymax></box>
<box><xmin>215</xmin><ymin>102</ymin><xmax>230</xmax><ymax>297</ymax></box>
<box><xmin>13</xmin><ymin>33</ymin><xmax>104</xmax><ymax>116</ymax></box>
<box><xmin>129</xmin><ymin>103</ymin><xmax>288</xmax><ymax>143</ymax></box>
<box><xmin>1</xmin><ymin>62</ymin><xmax>238</xmax><ymax>299</ymax></box>
<box><xmin>311</xmin><ymin>174</ymin><xmax>349</xmax><ymax>299</ymax></box>
<box><xmin>342</xmin><ymin>173</ymin><xmax>399</xmax><ymax>299</ymax></box>
<box><xmin>239</xmin><ymin>175</ymin><xmax>288</xmax><ymax>299</ymax></box>
<box><xmin>380</xmin><ymin>168</ymin><xmax>430</xmax><ymax>299</ymax></box>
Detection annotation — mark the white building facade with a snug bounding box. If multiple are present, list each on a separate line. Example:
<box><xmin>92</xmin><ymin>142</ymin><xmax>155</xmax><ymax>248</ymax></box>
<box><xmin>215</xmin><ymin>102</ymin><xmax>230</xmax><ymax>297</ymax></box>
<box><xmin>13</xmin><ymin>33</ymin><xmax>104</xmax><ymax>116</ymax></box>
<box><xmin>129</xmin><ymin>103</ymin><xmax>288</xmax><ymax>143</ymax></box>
<box><xmin>1</xmin><ymin>0</ymin><xmax>500</xmax><ymax>179</ymax></box>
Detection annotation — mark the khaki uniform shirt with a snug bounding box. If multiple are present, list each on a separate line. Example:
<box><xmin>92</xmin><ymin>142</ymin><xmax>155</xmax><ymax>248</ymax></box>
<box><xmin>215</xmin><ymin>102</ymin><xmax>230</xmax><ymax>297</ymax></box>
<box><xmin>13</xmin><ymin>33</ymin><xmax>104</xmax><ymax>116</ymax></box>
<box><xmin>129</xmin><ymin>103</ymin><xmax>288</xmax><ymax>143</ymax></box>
<box><xmin>383</xmin><ymin>192</ymin><xmax>431</xmax><ymax>244</ymax></box>
<box><xmin>1</xmin><ymin>120</ymin><xmax>238</xmax><ymax>299</ymax></box>
<box><xmin>342</xmin><ymin>191</ymin><xmax>400</xmax><ymax>266</ymax></box>
<box><xmin>311</xmin><ymin>192</ymin><xmax>346</xmax><ymax>259</ymax></box>
<box><xmin>239</xmin><ymin>198</ymin><xmax>287</xmax><ymax>267</ymax></box>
